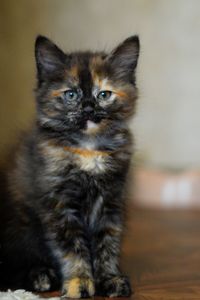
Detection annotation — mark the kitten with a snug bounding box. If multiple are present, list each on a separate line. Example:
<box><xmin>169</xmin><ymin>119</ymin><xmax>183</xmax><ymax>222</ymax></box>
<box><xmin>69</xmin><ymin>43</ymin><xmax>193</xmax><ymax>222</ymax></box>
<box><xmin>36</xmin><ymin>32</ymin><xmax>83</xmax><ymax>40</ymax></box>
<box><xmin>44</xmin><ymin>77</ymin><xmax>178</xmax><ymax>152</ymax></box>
<box><xmin>0</xmin><ymin>35</ymin><xmax>139</xmax><ymax>298</ymax></box>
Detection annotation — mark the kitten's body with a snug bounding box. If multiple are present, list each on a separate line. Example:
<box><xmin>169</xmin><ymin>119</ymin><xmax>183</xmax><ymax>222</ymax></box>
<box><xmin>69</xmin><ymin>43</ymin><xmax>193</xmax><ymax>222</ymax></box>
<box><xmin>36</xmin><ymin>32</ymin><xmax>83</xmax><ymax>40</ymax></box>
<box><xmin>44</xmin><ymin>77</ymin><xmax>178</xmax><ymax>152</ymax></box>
<box><xmin>0</xmin><ymin>36</ymin><xmax>139</xmax><ymax>298</ymax></box>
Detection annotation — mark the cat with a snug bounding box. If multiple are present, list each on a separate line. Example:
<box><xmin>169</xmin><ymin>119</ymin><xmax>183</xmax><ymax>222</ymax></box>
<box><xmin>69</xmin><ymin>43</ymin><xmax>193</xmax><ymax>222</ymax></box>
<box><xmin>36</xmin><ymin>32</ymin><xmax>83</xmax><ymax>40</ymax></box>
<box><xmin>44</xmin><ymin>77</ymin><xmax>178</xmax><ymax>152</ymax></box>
<box><xmin>0</xmin><ymin>34</ymin><xmax>139</xmax><ymax>298</ymax></box>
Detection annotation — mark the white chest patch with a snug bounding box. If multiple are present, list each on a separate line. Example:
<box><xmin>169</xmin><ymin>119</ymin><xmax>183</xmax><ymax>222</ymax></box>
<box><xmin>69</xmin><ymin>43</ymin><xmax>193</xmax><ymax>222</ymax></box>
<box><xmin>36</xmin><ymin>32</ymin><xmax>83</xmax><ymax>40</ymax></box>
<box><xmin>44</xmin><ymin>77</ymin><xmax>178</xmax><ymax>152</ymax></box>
<box><xmin>40</xmin><ymin>140</ymin><xmax>110</xmax><ymax>174</ymax></box>
<box><xmin>72</xmin><ymin>140</ymin><xmax>109</xmax><ymax>173</ymax></box>
<box><xmin>76</xmin><ymin>153</ymin><xmax>108</xmax><ymax>173</ymax></box>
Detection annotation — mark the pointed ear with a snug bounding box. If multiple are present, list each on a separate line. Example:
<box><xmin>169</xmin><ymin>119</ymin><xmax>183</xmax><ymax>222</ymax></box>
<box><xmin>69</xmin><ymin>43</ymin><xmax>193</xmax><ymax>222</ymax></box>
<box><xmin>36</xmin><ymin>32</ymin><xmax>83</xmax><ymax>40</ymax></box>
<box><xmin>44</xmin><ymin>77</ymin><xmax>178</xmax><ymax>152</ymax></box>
<box><xmin>35</xmin><ymin>35</ymin><xmax>66</xmax><ymax>81</ymax></box>
<box><xmin>107</xmin><ymin>35</ymin><xmax>140</xmax><ymax>83</ymax></box>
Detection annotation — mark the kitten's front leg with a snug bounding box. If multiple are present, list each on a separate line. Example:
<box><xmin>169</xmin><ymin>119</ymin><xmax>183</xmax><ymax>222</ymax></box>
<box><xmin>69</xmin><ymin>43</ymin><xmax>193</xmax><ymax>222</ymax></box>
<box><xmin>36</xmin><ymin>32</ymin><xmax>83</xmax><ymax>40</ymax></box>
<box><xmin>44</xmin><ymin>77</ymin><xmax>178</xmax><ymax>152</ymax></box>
<box><xmin>61</xmin><ymin>244</ymin><xmax>94</xmax><ymax>298</ymax></box>
<box><xmin>55</xmin><ymin>195</ymin><xmax>94</xmax><ymax>298</ymax></box>
<box><xmin>92</xmin><ymin>193</ymin><xmax>132</xmax><ymax>297</ymax></box>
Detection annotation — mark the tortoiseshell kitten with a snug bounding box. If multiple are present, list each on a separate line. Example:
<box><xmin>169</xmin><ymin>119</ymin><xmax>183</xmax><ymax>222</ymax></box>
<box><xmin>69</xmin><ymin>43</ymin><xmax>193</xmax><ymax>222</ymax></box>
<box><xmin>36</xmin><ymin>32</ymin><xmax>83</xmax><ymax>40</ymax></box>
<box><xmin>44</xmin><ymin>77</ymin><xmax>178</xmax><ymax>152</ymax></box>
<box><xmin>0</xmin><ymin>35</ymin><xmax>139</xmax><ymax>298</ymax></box>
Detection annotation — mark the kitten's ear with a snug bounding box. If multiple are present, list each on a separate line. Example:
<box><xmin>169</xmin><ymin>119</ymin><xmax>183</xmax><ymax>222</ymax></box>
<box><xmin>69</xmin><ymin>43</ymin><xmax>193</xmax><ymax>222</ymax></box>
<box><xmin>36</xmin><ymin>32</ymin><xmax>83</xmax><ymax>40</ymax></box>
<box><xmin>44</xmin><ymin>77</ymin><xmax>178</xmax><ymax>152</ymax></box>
<box><xmin>107</xmin><ymin>36</ymin><xmax>140</xmax><ymax>83</ymax></box>
<box><xmin>35</xmin><ymin>35</ymin><xmax>66</xmax><ymax>81</ymax></box>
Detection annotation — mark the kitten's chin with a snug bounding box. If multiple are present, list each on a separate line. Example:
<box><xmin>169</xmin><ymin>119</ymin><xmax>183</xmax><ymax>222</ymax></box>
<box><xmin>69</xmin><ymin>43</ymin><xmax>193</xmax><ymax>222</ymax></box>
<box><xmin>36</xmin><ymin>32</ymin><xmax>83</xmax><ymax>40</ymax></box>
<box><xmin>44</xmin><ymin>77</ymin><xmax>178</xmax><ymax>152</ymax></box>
<box><xmin>83</xmin><ymin>120</ymin><xmax>100</xmax><ymax>134</ymax></box>
<box><xmin>87</xmin><ymin>120</ymin><xmax>99</xmax><ymax>129</ymax></box>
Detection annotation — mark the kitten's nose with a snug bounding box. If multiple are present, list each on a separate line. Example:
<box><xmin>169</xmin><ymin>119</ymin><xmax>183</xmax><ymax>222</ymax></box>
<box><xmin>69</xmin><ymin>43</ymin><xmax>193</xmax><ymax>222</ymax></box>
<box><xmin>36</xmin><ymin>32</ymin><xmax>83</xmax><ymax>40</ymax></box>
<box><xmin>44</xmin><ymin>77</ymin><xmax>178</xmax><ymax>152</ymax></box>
<box><xmin>83</xmin><ymin>106</ymin><xmax>94</xmax><ymax>113</ymax></box>
<box><xmin>82</xmin><ymin>102</ymin><xmax>94</xmax><ymax>114</ymax></box>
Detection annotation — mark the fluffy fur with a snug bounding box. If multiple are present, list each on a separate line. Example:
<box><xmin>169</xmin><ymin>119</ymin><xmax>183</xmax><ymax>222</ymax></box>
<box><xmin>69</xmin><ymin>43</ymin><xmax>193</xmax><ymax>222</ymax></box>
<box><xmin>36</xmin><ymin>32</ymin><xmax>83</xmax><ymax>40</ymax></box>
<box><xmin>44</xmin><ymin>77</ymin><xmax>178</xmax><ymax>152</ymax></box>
<box><xmin>0</xmin><ymin>290</ymin><xmax>59</xmax><ymax>300</ymax></box>
<box><xmin>0</xmin><ymin>35</ymin><xmax>139</xmax><ymax>298</ymax></box>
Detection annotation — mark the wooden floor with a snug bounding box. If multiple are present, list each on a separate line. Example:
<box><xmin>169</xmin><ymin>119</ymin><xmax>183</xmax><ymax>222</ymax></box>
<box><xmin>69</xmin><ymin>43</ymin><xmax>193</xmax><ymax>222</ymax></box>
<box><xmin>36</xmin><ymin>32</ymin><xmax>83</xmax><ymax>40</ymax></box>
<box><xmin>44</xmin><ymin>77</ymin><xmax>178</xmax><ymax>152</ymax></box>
<box><xmin>41</xmin><ymin>206</ymin><xmax>200</xmax><ymax>300</ymax></box>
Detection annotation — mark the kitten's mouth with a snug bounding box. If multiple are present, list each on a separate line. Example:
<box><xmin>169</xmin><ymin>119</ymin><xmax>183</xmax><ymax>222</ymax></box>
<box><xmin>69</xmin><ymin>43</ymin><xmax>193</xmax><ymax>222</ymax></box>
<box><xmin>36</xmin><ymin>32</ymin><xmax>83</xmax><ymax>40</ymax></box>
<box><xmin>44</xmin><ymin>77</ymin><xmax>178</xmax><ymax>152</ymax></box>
<box><xmin>82</xmin><ymin>119</ymin><xmax>100</xmax><ymax>131</ymax></box>
<box><xmin>81</xmin><ymin>115</ymin><xmax>102</xmax><ymax>128</ymax></box>
<box><xmin>86</xmin><ymin>120</ymin><xmax>99</xmax><ymax>129</ymax></box>
<box><xmin>81</xmin><ymin>116</ymin><xmax>102</xmax><ymax>133</ymax></box>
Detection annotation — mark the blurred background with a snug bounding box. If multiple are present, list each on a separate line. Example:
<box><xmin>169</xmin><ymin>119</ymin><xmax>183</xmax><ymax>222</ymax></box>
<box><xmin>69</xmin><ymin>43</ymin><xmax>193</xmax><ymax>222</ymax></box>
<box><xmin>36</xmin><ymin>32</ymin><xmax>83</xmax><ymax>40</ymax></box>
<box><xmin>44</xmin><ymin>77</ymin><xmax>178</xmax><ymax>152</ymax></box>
<box><xmin>1</xmin><ymin>0</ymin><xmax>200</xmax><ymax>208</ymax></box>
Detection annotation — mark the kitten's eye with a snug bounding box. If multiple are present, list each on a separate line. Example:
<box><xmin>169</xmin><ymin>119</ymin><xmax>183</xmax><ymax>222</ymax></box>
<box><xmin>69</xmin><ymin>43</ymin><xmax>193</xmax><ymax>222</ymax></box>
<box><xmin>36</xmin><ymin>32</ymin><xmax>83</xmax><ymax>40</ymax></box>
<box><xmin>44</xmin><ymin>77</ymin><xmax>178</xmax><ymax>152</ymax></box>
<box><xmin>64</xmin><ymin>90</ymin><xmax>79</xmax><ymax>101</ymax></box>
<box><xmin>97</xmin><ymin>90</ymin><xmax>112</xmax><ymax>100</ymax></box>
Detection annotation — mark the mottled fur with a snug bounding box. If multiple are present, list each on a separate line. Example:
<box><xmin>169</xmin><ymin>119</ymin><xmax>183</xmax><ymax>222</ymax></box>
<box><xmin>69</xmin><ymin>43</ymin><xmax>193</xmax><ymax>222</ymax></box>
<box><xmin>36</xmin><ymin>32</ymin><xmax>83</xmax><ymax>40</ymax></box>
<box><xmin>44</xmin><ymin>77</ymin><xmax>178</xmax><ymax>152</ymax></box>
<box><xmin>0</xmin><ymin>35</ymin><xmax>139</xmax><ymax>297</ymax></box>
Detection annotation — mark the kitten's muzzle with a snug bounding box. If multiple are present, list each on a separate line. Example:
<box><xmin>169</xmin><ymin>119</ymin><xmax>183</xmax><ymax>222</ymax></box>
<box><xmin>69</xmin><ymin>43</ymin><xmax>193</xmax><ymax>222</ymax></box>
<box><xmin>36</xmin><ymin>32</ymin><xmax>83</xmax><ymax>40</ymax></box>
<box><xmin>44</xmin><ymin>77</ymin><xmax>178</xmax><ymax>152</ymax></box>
<box><xmin>81</xmin><ymin>101</ymin><xmax>106</xmax><ymax>125</ymax></box>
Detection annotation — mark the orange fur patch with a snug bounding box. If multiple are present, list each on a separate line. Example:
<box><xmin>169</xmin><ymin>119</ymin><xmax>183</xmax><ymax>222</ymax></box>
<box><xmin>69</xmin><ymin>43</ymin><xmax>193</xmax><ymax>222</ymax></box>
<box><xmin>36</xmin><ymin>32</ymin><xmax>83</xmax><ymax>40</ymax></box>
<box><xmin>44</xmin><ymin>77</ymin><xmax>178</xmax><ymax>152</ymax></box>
<box><xmin>90</xmin><ymin>56</ymin><xmax>103</xmax><ymax>66</ymax></box>
<box><xmin>63</xmin><ymin>277</ymin><xmax>95</xmax><ymax>298</ymax></box>
<box><xmin>115</xmin><ymin>90</ymin><xmax>129</xmax><ymax>99</ymax></box>
<box><xmin>91</xmin><ymin>71</ymin><xmax>101</xmax><ymax>86</ymax></box>
<box><xmin>90</xmin><ymin>56</ymin><xmax>104</xmax><ymax>86</ymax></box>
<box><xmin>63</xmin><ymin>146</ymin><xmax>111</xmax><ymax>157</ymax></box>
<box><xmin>51</xmin><ymin>90</ymin><xmax>62</xmax><ymax>98</ymax></box>
<box><xmin>69</xmin><ymin>65</ymin><xmax>78</xmax><ymax>78</ymax></box>
<box><xmin>51</xmin><ymin>87</ymin><xmax>70</xmax><ymax>98</ymax></box>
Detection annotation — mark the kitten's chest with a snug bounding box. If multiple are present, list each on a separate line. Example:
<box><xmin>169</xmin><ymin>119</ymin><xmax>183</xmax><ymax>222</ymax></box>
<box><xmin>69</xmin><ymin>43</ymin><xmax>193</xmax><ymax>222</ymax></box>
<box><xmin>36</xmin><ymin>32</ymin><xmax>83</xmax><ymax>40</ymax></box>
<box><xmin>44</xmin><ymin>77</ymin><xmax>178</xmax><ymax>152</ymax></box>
<box><xmin>41</xmin><ymin>140</ymin><xmax>112</xmax><ymax>175</ymax></box>
<box><xmin>68</xmin><ymin>142</ymin><xmax>110</xmax><ymax>173</ymax></box>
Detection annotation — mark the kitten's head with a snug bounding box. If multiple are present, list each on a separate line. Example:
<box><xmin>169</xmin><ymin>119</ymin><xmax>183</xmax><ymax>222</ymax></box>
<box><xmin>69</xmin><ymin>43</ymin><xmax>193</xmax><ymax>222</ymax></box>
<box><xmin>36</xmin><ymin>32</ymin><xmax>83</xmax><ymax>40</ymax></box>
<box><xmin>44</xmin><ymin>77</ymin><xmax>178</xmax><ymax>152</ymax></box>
<box><xmin>35</xmin><ymin>35</ymin><xmax>139</xmax><ymax>135</ymax></box>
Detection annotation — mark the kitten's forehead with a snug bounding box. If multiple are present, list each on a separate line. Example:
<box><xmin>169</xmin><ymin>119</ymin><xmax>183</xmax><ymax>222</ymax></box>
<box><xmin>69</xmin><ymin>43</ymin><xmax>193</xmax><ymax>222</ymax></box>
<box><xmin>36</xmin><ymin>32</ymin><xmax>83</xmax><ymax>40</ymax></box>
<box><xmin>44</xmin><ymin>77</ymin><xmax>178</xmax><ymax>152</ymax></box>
<box><xmin>68</xmin><ymin>52</ymin><xmax>108</xmax><ymax>93</ymax></box>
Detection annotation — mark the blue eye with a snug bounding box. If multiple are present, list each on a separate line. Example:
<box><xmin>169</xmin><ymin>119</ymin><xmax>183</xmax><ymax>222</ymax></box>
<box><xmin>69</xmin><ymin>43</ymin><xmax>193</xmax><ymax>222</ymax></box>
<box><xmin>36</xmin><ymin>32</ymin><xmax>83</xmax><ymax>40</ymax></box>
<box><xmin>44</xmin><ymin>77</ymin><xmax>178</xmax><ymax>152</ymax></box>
<box><xmin>64</xmin><ymin>90</ymin><xmax>79</xmax><ymax>101</ymax></box>
<box><xmin>97</xmin><ymin>90</ymin><xmax>112</xmax><ymax>100</ymax></box>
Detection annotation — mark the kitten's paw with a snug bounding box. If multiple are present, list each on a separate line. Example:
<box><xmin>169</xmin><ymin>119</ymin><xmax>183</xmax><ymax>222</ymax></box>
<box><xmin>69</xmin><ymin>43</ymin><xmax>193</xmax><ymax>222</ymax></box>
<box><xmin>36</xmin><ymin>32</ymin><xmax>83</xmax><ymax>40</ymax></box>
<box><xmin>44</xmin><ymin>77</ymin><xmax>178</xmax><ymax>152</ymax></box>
<box><xmin>27</xmin><ymin>267</ymin><xmax>61</xmax><ymax>292</ymax></box>
<box><xmin>96</xmin><ymin>275</ymin><xmax>132</xmax><ymax>297</ymax></box>
<box><xmin>62</xmin><ymin>277</ymin><xmax>95</xmax><ymax>298</ymax></box>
